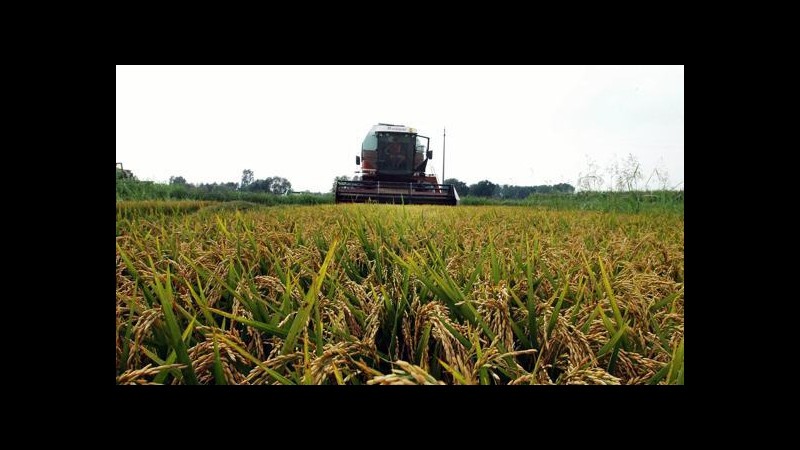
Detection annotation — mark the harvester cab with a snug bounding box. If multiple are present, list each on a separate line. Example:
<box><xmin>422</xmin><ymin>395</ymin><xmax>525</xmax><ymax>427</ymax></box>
<box><xmin>335</xmin><ymin>124</ymin><xmax>459</xmax><ymax>205</ymax></box>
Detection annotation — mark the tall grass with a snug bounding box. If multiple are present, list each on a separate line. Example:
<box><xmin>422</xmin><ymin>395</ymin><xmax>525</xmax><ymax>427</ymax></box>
<box><xmin>116</xmin><ymin>204</ymin><xmax>683</xmax><ymax>384</ymax></box>
<box><xmin>116</xmin><ymin>179</ymin><xmax>333</xmax><ymax>205</ymax></box>
<box><xmin>460</xmin><ymin>190</ymin><xmax>684</xmax><ymax>214</ymax></box>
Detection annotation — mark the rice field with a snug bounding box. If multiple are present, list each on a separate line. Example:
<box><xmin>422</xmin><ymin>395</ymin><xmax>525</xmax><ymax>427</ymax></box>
<box><xmin>116</xmin><ymin>201</ymin><xmax>684</xmax><ymax>385</ymax></box>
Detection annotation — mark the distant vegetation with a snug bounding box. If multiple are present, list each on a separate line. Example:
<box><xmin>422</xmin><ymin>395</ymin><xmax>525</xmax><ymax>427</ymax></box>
<box><xmin>458</xmin><ymin>191</ymin><xmax>683</xmax><ymax>214</ymax></box>
<box><xmin>117</xmin><ymin>163</ymin><xmax>682</xmax><ymax>213</ymax></box>
<box><xmin>443</xmin><ymin>178</ymin><xmax>575</xmax><ymax>198</ymax></box>
<box><xmin>117</xmin><ymin>168</ymin><xmax>332</xmax><ymax>205</ymax></box>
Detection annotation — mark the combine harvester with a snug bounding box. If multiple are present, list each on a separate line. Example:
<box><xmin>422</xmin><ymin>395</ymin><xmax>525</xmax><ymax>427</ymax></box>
<box><xmin>335</xmin><ymin>124</ymin><xmax>459</xmax><ymax>205</ymax></box>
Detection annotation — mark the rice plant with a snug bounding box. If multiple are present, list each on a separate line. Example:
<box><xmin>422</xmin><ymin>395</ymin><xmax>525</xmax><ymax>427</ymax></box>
<box><xmin>116</xmin><ymin>203</ymin><xmax>683</xmax><ymax>384</ymax></box>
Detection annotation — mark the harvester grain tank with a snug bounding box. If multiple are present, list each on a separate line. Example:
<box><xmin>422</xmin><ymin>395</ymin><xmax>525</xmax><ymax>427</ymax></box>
<box><xmin>335</xmin><ymin>124</ymin><xmax>459</xmax><ymax>205</ymax></box>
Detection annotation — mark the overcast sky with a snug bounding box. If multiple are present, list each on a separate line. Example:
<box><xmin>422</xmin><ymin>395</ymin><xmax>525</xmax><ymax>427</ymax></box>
<box><xmin>116</xmin><ymin>65</ymin><xmax>683</xmax><ymax>193</ymax></box>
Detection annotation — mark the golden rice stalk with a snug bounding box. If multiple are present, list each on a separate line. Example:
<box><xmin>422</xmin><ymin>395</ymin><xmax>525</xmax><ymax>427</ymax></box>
<box><xmin>246</xmin><ymin>353</ymin><xmax>303</xmax><ymax>385</ymax></box>
<box><xmin>561</xmin><ymin>367</ymin><xmax>622</xmax><ymax>385</ymax></box>
<box><xmin>368</xmin><ymin>360</ymin><xmax>445</xmax><ymax>385</ymax></box>
<box><xmin>128</xmin><ymin>307</ymin><xmax>162</xmax><ymax>368</ymax></box>
<box><xmin>309</xmin><ymin>341</ymin><xmax>375</xmax><ymax>384</ymax></box>
<box><xmin>117</xmin><ymin>364</ymin><xmax>186</xmax><ymax>385</ymax></box>
<box><xmin>475</xmin><ymin>282</ymin><xmax>515</xmax><ymax>352</ymax></box>
<box><xmin>188</xmin><ymin>327</ymin><xmax>251</xmax><ymax>384</ymax></box>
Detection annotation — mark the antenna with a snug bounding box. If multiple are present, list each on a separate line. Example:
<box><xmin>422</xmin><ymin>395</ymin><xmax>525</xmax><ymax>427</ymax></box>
<box><xmin>442</xmin><ymin>127</ymin><xmax>446</xmax><ymax>182</ymax></box>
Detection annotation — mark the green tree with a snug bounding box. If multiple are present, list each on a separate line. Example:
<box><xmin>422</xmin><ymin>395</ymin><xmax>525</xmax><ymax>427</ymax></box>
<box><xmin>552</xmin><ymin>183</ymin><xmax>575</xmax><ymax>193</ymax></box>
<box><xmin>248</xmin><ymin>179</ymin><xmax>271</xmax><ymax>192</ymax></box>
<box><xmin>247</xmin><ymin>176</ymin><xmax>292</xmax><ymax>195</ymax></box>
<box><xmin>169</xmin><ymin>176</ymin><xmax>187</xmax><ymax>186</ymax></box>
<box><xmin>241</xmin><ymin>169</ymin><xmax>254</xmax><ymax>190</ymax></box>
<box><xmin>469</xmin><ymin>180</ymin><xmax>497</xmax><ymax>197</ymax></box>
<box><xmin>443</xmin><ymin>178</ymin><xmax>468</xmax><ymax>196</ymax></box>
<box><xmin>268</xmin><ymin>177</ymin><xmax>292</xmax><ymax>195</ymax></box>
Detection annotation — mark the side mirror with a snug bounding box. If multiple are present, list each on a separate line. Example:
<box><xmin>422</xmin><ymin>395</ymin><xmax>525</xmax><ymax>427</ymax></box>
<box><xmin>426</xmin><ymin>150</ymin><xmax>433</xmax><ymax>159</ymax></box>
<box><xmin>356</xmin><ymin>155</ymin><xmax>361</xmax><ymax>165</ymax></box>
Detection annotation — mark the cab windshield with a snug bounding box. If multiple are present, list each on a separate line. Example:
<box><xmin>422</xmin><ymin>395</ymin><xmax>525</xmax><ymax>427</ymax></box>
<box><xmin>376</xmin><ymin>132</ymin><xmax>415</xmax><ymax>173</ymax></box>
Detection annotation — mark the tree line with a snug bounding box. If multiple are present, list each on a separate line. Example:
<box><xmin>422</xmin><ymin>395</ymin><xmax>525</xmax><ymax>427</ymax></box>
<box><xmin>165</xmin><ymin>170</ymin><xmax>293</xmax><ymax>195</ymax></box>
<box><xmin>120</xmin><ymin>168</ymin><xmax>291</xmax><ymax>192</ymax></box>
<box><xmin>443</xmin><ymin>179</ymin><xmax>575</xmax><ymax>198</ymax></box>
<box><xmin>117</xmin><ymin>168</ymin><xmax>307</xmax><ymax>202</ymax></box>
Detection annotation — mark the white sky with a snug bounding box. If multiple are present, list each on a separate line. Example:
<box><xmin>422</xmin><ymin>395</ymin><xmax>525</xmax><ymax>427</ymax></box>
<box><xmin>116</xmin><ymin>65</ymin><xmax>684</xmax><ymax>193</ymax></box>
